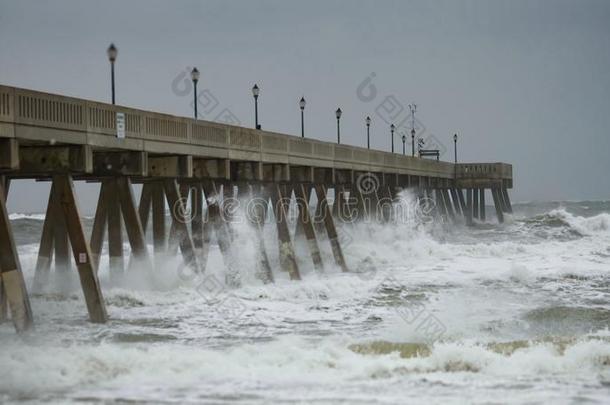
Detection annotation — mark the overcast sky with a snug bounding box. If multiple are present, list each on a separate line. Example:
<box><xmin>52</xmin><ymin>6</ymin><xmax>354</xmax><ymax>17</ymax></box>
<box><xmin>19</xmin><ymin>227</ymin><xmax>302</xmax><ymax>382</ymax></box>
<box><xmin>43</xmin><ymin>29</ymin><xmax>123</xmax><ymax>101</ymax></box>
<box><xmin>1</xmin><ymin>0</ymin><xmax>609</xmax><ymax>212</ymax></box>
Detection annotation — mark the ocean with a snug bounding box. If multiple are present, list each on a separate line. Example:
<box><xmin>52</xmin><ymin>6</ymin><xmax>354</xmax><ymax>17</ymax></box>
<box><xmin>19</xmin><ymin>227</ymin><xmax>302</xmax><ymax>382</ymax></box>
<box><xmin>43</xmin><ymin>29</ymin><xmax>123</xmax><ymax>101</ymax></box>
<box><xmin>1</xmin><ymin>192</ymin><xmax>609</xmax><ymax>404</ymax></box>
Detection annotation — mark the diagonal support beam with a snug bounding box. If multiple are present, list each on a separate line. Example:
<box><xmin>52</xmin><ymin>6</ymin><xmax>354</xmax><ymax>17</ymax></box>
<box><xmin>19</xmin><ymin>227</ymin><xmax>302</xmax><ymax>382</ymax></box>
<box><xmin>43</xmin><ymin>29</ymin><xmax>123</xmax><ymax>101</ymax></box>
<box><xmin>237</xmin><ymin>183</ymin><xmax>274</xmax><ymax>283</ymax></box>
<box><xmin>164</xmin><ymin>179</ymin><xmax>200</xmax><ymax>275</ymax></box>
<box><xmin>269</xmin><ymin>184</ymin><xmax>301</xmax><ymax>280</ymax></box>
<box><xmin>314</xmin><ymin>184</ymin><xmax>348</xmax><ymax>272</ymax></box>
<box><xmin>90</xmin><ymin>181</ymin><xmax>108</xmax><ymax>271</ymax></box>
<box><xmin>492</xmin><ymin>188</ymin><xmax>505</xmax><ymax>224</ymax></box>
<box><xmin>53</xmin><ymin>174</ymin><xmax>107</xmax><ymax>323</ymax></box>
<box><xmin>117</xmin><ymin>177</ymin><xmax>152</xmax><ymax>270</ymax></box>
<box><xmin>31</xmin><ymin>182</ymin><xmax>58</xmax><ymax>292</ymax></box>
<box><xmin>294</xmin><ymin>183</ymin><xmax>324</xmax><ymax>273</ymax></box>
<box><xmin>202</xmin><ymin>180</ymin><xmax>240</xmax><ymax>285</ymax></box>
<box><xmin>0</xmin><ymin>181</ymin><xmax>33</xmax><ymax>332</ymax></box>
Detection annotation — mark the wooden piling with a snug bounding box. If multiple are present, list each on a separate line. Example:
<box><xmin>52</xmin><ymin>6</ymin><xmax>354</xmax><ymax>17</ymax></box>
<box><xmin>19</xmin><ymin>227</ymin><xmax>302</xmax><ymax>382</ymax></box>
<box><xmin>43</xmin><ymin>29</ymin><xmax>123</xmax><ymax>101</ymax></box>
<box><xmin>456</xmin><ymin>189</ymin><xmax>467</xmax><ymax>217</ymax></box>
<box><xmin>492</xmin><ymin>188</ymin><xmax>505</xmax><ymax>224</ymax></box>
<box><xmin>501</xmin><ymin>188</ymin><xmax>513</xmax><ymax>214</ymax></box>
<box><xmin>269</xmin><ymin>184</ymin><xmax>301</xmax><ymax>280</ymax></box>
<box><xmin>0</xmin><ymin>181</ymin><xmax>34</xmax><ymax>331</ymax></box>
<box><xmin>53</xmin><ymin>174</ymin><xmax>107</xmax><ymax>323</ymax></box>
<box><xmin>117</xmin><ymin>177</ymin><xmax>151</xmax><ymax>268</ymax></box>
<box><xmin>465</xmin><ymin>188</ymin><xmax>474</xmax><ymax>226</ymax></box>
<box><xmin>164</xmin><ymin>179</ymin><xmax>199</xmax><ymax>274</ymax></box>
<box><xmin>0</xmin><ymin>177</ymin><xmax>7</xmax><ymax>322</ymax></box>
<box><xmin>294</xmin><ymin>183</ymin><xmax>324</xmax><ymax>273</ymax></box>
<box><xmin>245</xmin><ymin>183</ymin><xmax>273</xmax><ymax>283</ymax></box>
<box><xmin>51</xmin><ymin>180</ymin><xmax>71</xmax><ymax>274</ymax></box>
<box><xmin>450</xmin><ymin>188</ymin><xmax>463</xmax><ymax>216</ymax></box>
<box><xmin>203</xmin><ymin>180</ymin><xmax>240</xmax><ymax>285</ymax></box>
<box><xmin>32</xmin><ymin>182</ymin><xmax>58</xmax><ymax>291</ymax></box>
<box><xmin>442</xmin><ymin>189</ymin><xmax>456</xmax><ymax>221</ymax></box>
<box><xmin>314</xmin><ymin>184</ymin><xmax>348</xmax><ymax>272</ymax></box>
<box><xmin>138</xmin><ymin>182</ymin><xmax>153</xmax><ymax>234</ymax></box>
<box><xmin>105</xmin><ymin>179</ymin><xmax>124</xmax><ymax>278</ymax></box>
<box><xmin>90</xmin><ymin>181</ymin><xmax>108</xmax><ymax>270</ymax></box>
<box><xmin>190</xmin><ymin>183</ymin><xmax>208</xmax><ymax>271</ymax></box>
<box><xmin>150</xmin><ymin>182</ymin><xmax>166</xmax><ymax>255</ymax></box>
<box><xmin>479</xmin><ymin>188</ymin><xmax>486</xmax><ymax>222</ymax></box>
<box><xmin>313</xmin><ymin>184</ymin><xmax>328</xmax><ymax>232</ymax></box>
<box><xmin>472</xmin><ymin>188</ymin><xmax>479</xmax><ymax>220</ymax></box>
<box><xmin>332</xmin><ymin>186</ymin><xmax>342</xmax><ymax>217</ymax></box>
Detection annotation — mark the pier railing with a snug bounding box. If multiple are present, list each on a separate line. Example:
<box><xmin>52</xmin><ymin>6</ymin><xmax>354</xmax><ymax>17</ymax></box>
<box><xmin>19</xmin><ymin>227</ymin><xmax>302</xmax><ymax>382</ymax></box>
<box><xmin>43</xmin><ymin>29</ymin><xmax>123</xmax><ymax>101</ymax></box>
<box><xmin>0</xmin><ymin>84</ymin><xmax>512</xmax><ymax>181</ymax></box>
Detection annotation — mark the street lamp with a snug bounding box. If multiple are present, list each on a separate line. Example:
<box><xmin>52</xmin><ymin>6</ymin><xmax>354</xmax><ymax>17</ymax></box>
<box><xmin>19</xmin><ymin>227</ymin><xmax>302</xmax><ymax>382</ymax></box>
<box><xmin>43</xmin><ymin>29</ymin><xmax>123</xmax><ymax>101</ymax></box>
<box><xmin>411</xmin><ymin>128</ymin><xmax>416</xmax><ymax>157</ymax></box>
<box><xmin>335</xmin><ymin>108</ymin><xmax>342</xmax><ymax>144</ymax></box>
<box><xmin>402</xmin><ymin>133</ymin><xmax>406</xmax><ymax>155</ymax></box>
<box><xmin>107</xmin><ymin>43</ymin><xmax>118</xmax><ymax>105</ymax></box>
<box><xmin>190</xmin><ymin>68</ymin><xmax>200</xmax><ymax>119</ymax></box>
<box><xmin>365</xmin><ymin>116</ymin><xmax>371</xmax><ymax>149</ymax></box>
<box><xmin>252</xmin><ymin>84</ymin><xmax>260</xmax><ymax>129</ymax></box>
<box><xmin>300</xmin><ymin>96</ymin><xmax>306</xmax><ymax>137</ymax></box>
<box><xmin>390</xmin><ymin>124</ymin><xmax>395</xmax><ymax>153</ymax></box>
<box><xmin>454</xmin><ymin>133</ymin><xmax>458</xmax><ymax>163</ymax></box>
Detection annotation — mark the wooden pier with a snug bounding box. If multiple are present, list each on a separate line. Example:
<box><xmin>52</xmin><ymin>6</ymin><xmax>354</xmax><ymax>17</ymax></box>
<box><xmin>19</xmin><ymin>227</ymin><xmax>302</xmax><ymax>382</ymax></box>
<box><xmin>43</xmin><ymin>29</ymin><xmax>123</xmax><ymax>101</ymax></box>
<box><xmin>0</xmin><ymin>84</ymin><xmax>513</xmax><ymax>333</ymax></box>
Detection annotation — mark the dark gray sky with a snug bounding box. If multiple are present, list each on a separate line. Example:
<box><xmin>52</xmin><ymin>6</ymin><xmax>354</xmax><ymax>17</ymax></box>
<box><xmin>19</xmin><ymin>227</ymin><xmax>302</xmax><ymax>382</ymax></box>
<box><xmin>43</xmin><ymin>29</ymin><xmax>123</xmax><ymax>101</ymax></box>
<box><xmin>1</xmin><ymin>0</ymin><xmax>609</xmax><ymax>212</ymax></box>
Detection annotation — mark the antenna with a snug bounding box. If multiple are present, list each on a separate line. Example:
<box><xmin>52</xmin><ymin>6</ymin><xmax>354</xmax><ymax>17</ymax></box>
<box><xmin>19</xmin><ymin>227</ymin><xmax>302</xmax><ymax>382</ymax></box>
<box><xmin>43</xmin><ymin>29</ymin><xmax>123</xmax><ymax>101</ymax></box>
<box><xmin>408</xmin><ymin>104</ymin><xmax>417</xmax><ymax>134</ymax></box>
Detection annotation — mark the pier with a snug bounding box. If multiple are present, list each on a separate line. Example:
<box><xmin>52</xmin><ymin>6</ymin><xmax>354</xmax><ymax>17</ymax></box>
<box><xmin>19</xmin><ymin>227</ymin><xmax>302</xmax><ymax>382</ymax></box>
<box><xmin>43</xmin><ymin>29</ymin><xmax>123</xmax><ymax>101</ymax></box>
<box><xmin>0</xmin><ymin>84</ymin><xmax>513</xmax><ymax>333</ymax></box>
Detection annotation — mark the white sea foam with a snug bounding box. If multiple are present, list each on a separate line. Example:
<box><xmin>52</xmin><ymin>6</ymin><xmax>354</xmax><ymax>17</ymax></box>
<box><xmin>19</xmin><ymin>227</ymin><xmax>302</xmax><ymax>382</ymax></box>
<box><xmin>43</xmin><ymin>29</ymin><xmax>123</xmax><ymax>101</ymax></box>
<box><xmin>8</xmin><ymin>212</ymin><xmax>46</xmax><ymax>220</ymax></box>
<box><xmin>2</xmin><ymin>202</ymin><xmax>610</xmax><ymax>403</ymax></box>
<box><xmin>547</xmin><ymin>208</ymin><xmax>610</xmax><ymax>234</ymax></box>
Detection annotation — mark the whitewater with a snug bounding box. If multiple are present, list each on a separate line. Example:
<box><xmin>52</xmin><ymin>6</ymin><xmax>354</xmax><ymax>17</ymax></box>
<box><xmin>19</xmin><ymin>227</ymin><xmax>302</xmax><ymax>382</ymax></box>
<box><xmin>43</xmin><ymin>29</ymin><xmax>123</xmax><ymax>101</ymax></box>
<box><xmin>1</xmin><ymin>195</ymin><xmax>610</xmax><ymax>404</ymax></box>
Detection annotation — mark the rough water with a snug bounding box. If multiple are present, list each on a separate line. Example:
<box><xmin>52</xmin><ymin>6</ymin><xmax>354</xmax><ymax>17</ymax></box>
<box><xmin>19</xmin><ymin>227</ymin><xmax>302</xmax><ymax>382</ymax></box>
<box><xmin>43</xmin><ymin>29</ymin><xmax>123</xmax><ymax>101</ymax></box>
<box><xmin>1</xmin><ymin>194</ymin><xmax>610</xmax><ymax>404</ymax></box>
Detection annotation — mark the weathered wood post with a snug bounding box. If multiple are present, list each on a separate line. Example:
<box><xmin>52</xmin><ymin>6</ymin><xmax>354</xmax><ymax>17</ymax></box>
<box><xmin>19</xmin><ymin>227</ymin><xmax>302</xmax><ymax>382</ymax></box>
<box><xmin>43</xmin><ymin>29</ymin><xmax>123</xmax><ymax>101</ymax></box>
<box><xmin>244</xmin><ymin>183</ymin><xmax>273</xmax><ymax>283</ymax></box>
<box><xmin>90</xmin><ymin>182</ymin><xmax>107</xmax><ymax>270</ymax></box>
<box><xmin>442</xmin><ymin>189</ymin><xmax>456</xmax><ymax>221</ymax></box>
<box><xmin>53</xmin><ymin>174</ymin><xmax>108</xmax><ymax>323</ymax></box>
<box><xmin>479</xmin><ymin>188</ymin><xmax>486</xmax><ymax>221</ymax></box>
<box><xmin>450</xmin><ymin>188</ymin><xmax>463</xmax><ymax>217</ymax></box>
<box><xmin>456</xmin><ymin>189</ymin><xmax>467</xmax><ymax>217</ymax></box>
<box><xmin>151</xmin><ymin>182</ymin><xmax>167</xmax><ymax>255</ymax></box>
<box><xmin>164</xmin><ymin>179</ymin><xmax>200</xmax><ymax>275</ymax></box>
<box><xmin>0</xmin><ymin>181</ymin><xmax>33</xmax><ymax>332</ymax></box>
<box><xmin>314</xmin><ymin>184</ymin><xmax>348</xmax><ymax>272</ymax></box>
<box><xmin>32</xmin><ymin>182</ymin><xmax>59</xmax><ymax>291</ymax></box>
<box><xmin>269</xmin><ymin>183</ymin><xmax>301</xmax><ymax>280</ymax></box>
<box><xmin>472</xmin><ymin>188</ymin><xmax>479</xmax><ymax>220</ymax></box>
<box><xmin>202</xmin><ymin>180</ymin><xmax>241</xmax><ymax>285</ymax></box>
<box><xmin>191</xmin><ymin>182</ymin><xmax>210</xmax><ymax>271</ymax></box>
<box><xmin>492</xmin><ymin>188</ymin><xmax>505</xmax><ymax>223</ymax></box>
<box><xmin>465</xmin><ymin>188</ymin><xmax>474</xmax><ymax>226</ymax></box>
<box><xmin>116</xmin><ymin>177</ymin><xmax>151</xmax><ymax>270</ymax></box>
<box><xmin>105</xmin><ymin>179</ymin><xmax>124</xmax><ymax>279</ymax></box>
<box><xmin>294</xmin><ymin>183</ymin><xmax>324</xmax><ymax>273</ymax></box>
<box><xmin>501</xmin><ymin>188</ymin><xmax>513</xmax><ymax>213</ymax></box>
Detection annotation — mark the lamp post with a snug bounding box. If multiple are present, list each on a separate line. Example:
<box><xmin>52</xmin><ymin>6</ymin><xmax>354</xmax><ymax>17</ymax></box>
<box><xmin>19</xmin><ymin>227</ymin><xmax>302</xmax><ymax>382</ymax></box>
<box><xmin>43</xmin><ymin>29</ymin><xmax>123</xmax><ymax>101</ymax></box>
<box><xmin>300</xmin><ymin>97</ymin><xmax>306</xmax><ymax>137</ymax></box>
<box><xmin>390</xmin><ymin>124</ymin><xmax>395</xmax><ymax>153</ymax></box>
<box><xmin>335</xmin><ymin>108</ymin><xmax>342</xmax><ymax>144</ymax></box>
<box><xmin>454</xmin><ymin>133</ymin><xmax>458</xmax><ymax>163</ymax></box>
<box><xmin>402</xmin><ymin>134</ymin><xmax>406</xmax><ymax>155</ymax></box>
<box><xmin>190</xmin><ymin>68</ymin><xmax>200</xmax><ymax>119</ymax></box>
<box><xmin>365</xmin><ymin>116</ymin><xmax>371</xmax><ymax>149</ymax></box>
<box><xmin>252</xmin><ymin>84</ymin><xmax>260</xmax><ymax>129</ymax></box>
<box><xmin>411</xmin><ymin>128</ymin><xmax>415</xmax><ymax>157</ymax></box>
<box><xmin>107</xmin><ymin>43</ymin><xmax>118</xmax><ymax>105</ymax></box>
